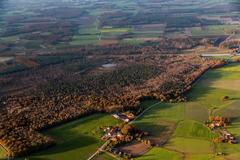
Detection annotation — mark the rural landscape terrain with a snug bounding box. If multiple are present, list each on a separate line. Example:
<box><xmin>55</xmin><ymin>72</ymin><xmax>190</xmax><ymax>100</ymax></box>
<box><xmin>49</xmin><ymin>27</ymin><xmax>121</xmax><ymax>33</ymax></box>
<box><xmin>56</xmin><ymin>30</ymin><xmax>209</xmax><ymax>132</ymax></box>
<box><xmin>0</xmin><ymin>0</ymin><xmax>240</xmax><ymax>160</ymax></box>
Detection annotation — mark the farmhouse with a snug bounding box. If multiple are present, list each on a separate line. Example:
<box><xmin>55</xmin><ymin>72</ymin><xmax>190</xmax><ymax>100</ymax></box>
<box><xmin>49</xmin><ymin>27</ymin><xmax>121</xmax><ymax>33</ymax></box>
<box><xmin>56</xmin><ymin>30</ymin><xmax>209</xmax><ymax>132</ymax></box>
<box><xmin>218</xmin><ymin>130</ymin><xmax>238</xmax><ymax>144</ymax></box>
<box><xmin>101</xmin><ymin>127</ymin><xmax>119</xmax><ymax>141</ymax></box>
<box><xmin>206</xmin><ymin>116</ymin><xmax>228</xmax><ymax>129</ymax></box>
<box><xmin>112</xmin><ymin>112</ymin><xmax>135</xmax><ymax>122</ymax></box>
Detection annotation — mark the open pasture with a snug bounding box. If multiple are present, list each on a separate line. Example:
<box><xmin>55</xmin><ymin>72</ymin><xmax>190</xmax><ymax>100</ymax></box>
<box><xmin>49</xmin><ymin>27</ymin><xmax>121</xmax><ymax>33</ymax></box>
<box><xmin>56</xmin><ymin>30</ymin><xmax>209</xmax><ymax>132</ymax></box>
<box><xmin>188</xmin><ymin>64</ymin><xmax>240</xmax><ymax>109</ymax></box>
<box><xmin>165</xmin><ymin>137</ymin><xmax>214</xmax><ymax>154</ymax></box>
<box><xmin>174</xmin><ymin>120</ymin><xmax>217</xmax><ymax>140</ymax></box>
<box><xmin>137</xmin><ymin>64</ymin><xmax>240</xmax><ymax>159</ymax></box>
<box><xmin>214</xmin><ymin>101</ymin><xmax>240</xmax><ymax>118</ymax></box>
<box><xmin>132</xmin><ymin>103</ymin><xmax>185</xmax><ymax>135</ymax></box>
<box><xmin>94</xmin><ymin>153</ymin><xmax>114</xmax><ymax>160</ymax></box>
<box><xmin>191</xmin><ymin>25</ymin><xmax>240</xmax><ymax>36</ymax></box>
<box><xmin>184</xmin><ymin>102</ymin><xmax>209</xmax><ymax>122</ymax></box>
<box><xmin>28</xmin><ymin>114</ymin><xmax>119</xmax><ymax>160</ymax></box>
<box><xmin>135</xmin><ymin>148</ymin><xmax>182</xmax><ymax>160</ymax></box>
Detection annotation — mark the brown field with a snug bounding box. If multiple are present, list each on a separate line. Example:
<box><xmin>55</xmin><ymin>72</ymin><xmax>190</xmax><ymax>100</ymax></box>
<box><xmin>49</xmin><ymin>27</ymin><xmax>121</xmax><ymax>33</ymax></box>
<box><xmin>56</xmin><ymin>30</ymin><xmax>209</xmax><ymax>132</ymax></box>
<box><xmin>118</xmin><ymin>141</ymin><xmax>151</xmax><ymax>157</ymax></box>
<box><xmin>97</xmin><ymin>40</ymin><xmax>119</xmax><ymax>46</ymax></box>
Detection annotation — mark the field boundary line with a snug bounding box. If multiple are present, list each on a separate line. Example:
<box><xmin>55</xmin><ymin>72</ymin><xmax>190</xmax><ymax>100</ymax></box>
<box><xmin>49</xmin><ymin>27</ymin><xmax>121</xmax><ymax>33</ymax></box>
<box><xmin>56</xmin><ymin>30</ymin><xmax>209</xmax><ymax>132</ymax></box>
<box><xmin>130</xmin><ymin>102</ymin><xmax>161</xmax><ymax>124</ymax></box>
<box><xmin>192</xmin><ymin>68</ymin><xmax>211</xmax><ymax>88</ymax></box>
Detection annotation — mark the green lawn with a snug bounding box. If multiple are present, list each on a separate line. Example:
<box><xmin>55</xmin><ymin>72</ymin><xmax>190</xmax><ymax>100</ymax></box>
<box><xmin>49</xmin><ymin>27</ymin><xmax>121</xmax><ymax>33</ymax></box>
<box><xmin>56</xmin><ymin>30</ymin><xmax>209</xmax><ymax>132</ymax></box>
<box><xmin>27</xmin><ymin>114</ymin><xmax>119</xmax><ymax>160</ymax></box>
<box><xmin>70</xmin><ymin>34</ymin><xmax>99</xmax><ymax>46</ymax></box>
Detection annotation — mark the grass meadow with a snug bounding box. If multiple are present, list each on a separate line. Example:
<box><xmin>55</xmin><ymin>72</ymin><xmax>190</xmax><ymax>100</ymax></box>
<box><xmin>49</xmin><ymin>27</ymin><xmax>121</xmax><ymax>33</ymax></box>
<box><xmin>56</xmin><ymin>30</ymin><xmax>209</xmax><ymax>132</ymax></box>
<box><xmin>134</xmin><ymin>64</ymin><xmax>240</xmax><ymax>160</ymax></box>
<box><xmin>26</xmin><ymin>114</ymin><xmax>119</xmax><ymax>160</ymax></box>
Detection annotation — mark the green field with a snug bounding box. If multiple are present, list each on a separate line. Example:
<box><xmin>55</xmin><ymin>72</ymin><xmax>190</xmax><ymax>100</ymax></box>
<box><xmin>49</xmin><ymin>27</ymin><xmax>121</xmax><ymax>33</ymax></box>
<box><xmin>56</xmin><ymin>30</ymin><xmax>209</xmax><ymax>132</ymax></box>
<box><xmin>94</xmin><ymin>153</ymin><xmax>115</xmax><ymax>160</ymax></box>
<box><xmin>135</xmin><ymin>64</ymin><xmax>240</xmax><ymax>160</ymax></box>
<box><xmin>26</xmin><ymin>114</ymin><xmax>119</xmax><ymax>160</ymax></box>
<box><xmin>174</xmin><ymin>120</ymin><xmax>217</xmax><ymax>140</ymax></box>
<box><xmin>133</xmin><ymin>103</ymin><xmax>184</xmax><ymax>136</ymax></box>
<box><xmin>135</xmin><ymin>148</ymin><xmax>182</xmax><ymax>160</ymax></box>
<box><xmin>191</xmin><ymin>25</ymin><xmax>240</xmax><ymax>36</ymax></box>
<box><xmin>100</xmin><ymin>27</ymin><xmax>131</xmax><ymax>33</ymax></box>
<box><xmin>166</xmin><ymin>137</ymin><xmax>214</xmax><ymax>154</ymax></box>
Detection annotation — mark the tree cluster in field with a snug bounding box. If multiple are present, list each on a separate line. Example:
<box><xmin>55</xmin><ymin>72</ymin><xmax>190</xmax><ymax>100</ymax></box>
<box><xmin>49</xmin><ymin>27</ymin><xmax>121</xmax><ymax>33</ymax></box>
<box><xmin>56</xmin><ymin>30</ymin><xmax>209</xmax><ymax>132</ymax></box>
<box><xmin>0</xmin><ymin>54</ymin><xmax>225</xmax><ymax>157</ymax></box>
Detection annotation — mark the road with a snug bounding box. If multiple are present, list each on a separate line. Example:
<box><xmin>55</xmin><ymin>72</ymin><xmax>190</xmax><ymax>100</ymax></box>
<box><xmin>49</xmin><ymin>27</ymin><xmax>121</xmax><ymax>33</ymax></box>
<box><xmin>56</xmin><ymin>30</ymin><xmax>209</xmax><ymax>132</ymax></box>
<box><xmin>87</xmin><ymin>101</ymin><xmax>161</xmax><ymax>160</ymax></box>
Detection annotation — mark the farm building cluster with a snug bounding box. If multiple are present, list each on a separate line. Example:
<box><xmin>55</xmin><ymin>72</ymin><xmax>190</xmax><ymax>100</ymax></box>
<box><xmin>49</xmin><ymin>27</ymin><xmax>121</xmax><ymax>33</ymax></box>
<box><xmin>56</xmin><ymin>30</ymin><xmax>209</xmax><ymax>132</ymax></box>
<box><xmin>101</xmin><ymin>112</ymin><xmax>136</xmax><ymax>141</ymax></box>
<box><xmin>205</xmin><ymin>116</ymin><xmax>229</xmax><ymax>129</ymax></box>
<box><xmin>101</xmin><ymin>126</ymin><xmax>123</xmax><ymax>141</ymax></box>
<box><xmin>217</xmin><ymin>130</ymin><xmax>238</xmax><ymax>144</ymax></box>
<box><xmin>100</xmin><ymin>122</ymin><xmax>149</xmax><ymax>159</ymax></box>
<box><xmin>206</xmin><ymin>116</ymin><xmax>238</xmax><ymax>144</ymax></box>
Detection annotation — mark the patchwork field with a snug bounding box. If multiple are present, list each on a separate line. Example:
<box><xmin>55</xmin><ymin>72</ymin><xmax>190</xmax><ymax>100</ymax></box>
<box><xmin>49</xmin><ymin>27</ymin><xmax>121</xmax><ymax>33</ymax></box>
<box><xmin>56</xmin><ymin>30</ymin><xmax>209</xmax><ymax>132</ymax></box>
<box><xmin>1</xmin><ymin>0</ymin><xmax>239</xmax><ymax>51</ymax></box>
<box><xmin>191</xmin><ymin>25</ymin><xmax>240</xmax><ymax>36</ymax></box>
<box><xmin>134</xmin><ymin>64</ymin><xmax>240</xmax><ymax>160</ymax></box>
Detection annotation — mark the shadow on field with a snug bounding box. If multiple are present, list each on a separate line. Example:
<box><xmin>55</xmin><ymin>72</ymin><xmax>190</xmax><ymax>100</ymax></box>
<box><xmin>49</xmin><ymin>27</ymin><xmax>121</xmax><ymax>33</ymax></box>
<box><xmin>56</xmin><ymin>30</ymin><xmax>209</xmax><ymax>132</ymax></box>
<box><xmin>33</xmin><ymin>132</ymin><xmax>98</xmax><ymax>156</ymax></box>
<box><xmin>134</xmin><ymin>122</ymin><xmax>167</xmax><ymax>136</ymax></box>
<box><xmin>187</xmin><ymin>65</ymin><xmax>240</xmax><ymax>102</ymax></box>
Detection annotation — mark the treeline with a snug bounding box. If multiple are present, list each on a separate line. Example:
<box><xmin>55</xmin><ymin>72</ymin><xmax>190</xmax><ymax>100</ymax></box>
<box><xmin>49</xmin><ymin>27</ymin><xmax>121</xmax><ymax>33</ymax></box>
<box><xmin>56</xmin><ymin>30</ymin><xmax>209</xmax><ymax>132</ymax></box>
<box><xmin>47</xmin><ymin>36</ymin><xmax>200</xmax><ymax>56</ymax></box>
